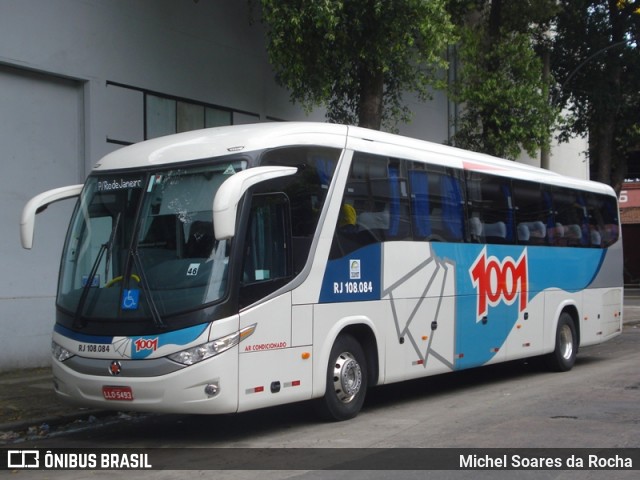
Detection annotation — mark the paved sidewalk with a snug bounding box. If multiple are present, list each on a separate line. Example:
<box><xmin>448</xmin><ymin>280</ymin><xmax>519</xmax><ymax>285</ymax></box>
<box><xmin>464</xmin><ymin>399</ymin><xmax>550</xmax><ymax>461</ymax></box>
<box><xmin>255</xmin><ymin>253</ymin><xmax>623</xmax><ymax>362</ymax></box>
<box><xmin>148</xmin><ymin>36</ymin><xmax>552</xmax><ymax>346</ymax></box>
<box><xmin>2</xmin><ymin>304</ymin><xmax>640</xmax><ymax>444</ymax></box>
<box><xmin>0</xmin><ymin>366</ymin><xmax>105</xmax><ymax>443</ymax></box>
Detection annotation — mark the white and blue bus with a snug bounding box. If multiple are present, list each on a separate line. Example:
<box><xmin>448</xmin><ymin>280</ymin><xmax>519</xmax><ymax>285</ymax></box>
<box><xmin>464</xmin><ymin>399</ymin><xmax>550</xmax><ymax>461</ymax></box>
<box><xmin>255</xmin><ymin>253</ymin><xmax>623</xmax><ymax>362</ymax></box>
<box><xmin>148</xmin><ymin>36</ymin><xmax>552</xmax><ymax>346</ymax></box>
<box><xmin>21</xmin><ymin>123</ymin><xmax>622</xmax><ymax>421</ymax></box>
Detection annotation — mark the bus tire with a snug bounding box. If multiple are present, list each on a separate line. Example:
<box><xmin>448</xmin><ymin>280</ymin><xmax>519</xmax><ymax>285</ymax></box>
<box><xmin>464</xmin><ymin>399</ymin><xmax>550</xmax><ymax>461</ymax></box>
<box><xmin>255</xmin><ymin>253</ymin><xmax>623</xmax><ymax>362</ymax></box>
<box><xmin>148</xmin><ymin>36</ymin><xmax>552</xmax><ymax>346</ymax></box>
<box><xmin>545</xmin><ymin>312</ymin><xmax>577</xmax><ymax>372</ymax></box>
<box><xmin>315</xmin><ymin>334</ymin><xmax>368</xmax><ymax>421</ymax></box>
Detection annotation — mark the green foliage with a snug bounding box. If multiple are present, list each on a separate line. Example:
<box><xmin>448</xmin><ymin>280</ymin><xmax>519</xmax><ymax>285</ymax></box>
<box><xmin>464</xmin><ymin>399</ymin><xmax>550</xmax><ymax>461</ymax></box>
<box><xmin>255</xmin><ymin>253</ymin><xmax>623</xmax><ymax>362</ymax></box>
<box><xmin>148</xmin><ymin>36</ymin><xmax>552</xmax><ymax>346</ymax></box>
<box><xmin>448</xmin><ymin>0</ymin><xmax>559</xmax><ymax>160</ymax></box>
<box><xmin>451</xmin><ymin>27</ymin><xmax>558</xmax><ymax>159</ymax></box>
<box><xmin>260</xmin><ymin>0</ymin><xmax>455</xmax><ymax>130</ymax></box>
<box><xmin>551</xmin><ymin>0</ymin><xmax>640</xmax><ymax>187</ymax></box>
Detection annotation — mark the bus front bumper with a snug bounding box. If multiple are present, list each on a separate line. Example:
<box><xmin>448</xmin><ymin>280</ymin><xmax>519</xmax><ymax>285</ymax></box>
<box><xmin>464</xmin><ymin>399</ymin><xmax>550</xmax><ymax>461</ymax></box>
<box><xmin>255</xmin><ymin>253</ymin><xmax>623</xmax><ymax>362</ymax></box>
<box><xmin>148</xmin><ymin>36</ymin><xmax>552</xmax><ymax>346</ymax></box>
<box><xmin>51</xmin><ymin>350</ymin><xmax>239</xmax><ymax>415</ymax></box>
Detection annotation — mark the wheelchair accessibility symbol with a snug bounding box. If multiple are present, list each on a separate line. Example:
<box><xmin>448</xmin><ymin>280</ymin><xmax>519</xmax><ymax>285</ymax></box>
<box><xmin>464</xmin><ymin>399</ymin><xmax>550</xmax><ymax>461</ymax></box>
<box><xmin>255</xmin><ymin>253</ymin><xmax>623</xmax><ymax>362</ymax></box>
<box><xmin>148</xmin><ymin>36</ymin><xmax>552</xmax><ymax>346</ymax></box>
<box><xmin>122</xmin><ymin>289</ymin><xmax>140</xmax><ymax>310</ymax></box>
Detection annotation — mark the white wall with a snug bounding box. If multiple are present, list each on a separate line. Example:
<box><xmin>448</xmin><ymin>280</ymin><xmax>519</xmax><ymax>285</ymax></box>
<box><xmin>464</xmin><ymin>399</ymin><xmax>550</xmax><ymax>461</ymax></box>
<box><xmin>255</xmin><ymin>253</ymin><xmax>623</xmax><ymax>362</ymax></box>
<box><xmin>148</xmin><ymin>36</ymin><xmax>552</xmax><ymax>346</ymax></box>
<box><xmin>0</xmin><ymin>65</ymin><xmax>83</xmax><ymax>369</ymax></box>
<box><xmin>519</xmin><ymin>136</ymin><xmax>590</xmax><ymax>180</ymax></box>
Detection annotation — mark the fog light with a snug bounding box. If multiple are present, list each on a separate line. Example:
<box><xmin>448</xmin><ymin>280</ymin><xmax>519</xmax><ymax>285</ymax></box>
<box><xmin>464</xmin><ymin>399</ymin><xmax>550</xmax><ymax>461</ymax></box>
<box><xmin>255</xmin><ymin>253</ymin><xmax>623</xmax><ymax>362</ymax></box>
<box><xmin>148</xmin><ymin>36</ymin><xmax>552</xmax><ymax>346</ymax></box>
<box><xmin>204</xmin><ymin>383</ymin><xmax>219</xmax><ymax>397</ymax></box>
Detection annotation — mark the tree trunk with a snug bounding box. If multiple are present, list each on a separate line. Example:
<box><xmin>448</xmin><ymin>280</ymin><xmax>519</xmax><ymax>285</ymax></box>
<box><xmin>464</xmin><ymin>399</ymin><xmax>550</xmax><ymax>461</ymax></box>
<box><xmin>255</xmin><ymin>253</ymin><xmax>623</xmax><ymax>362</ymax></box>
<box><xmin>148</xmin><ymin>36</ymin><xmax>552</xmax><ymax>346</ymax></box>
<box><xmin>358</xmin><ymin>69</ymin><xmax>384</xmax><ymax>130</ymax></box>
<box><xmin>592</xmin><ymin>0</ymin><xmax>624</xmax><ymax>190</ymax></box>
<box><xmin>540</xmin><ymin>47</ymin><xmax>551</xmax><ymax>170</ymax></box>
<box><xmin>594</xmin><ymin>117</ymin><xmax>615</xmax><ymax>186</ymax></box>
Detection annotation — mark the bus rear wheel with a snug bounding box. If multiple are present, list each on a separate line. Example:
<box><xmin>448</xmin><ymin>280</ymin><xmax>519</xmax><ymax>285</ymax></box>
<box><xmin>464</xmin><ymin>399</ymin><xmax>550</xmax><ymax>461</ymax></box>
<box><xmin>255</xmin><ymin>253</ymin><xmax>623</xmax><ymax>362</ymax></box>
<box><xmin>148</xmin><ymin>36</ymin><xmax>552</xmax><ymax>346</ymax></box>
<box><xmin>316</xmin><ymin>334</ymin><xmax>368</xmax><ymax>421</ymax></box>
<box><xmin>545</xmin><ymin>312</ymin><xmax>577</xmax><ymax>372</ymax></box>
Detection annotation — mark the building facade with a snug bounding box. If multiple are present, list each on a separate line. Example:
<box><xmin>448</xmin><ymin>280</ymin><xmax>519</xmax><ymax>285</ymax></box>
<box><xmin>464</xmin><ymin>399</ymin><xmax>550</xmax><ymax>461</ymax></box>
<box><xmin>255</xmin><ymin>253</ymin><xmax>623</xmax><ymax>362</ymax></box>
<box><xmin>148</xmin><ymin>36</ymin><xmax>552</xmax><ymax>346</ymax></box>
<box><xmin>0</xmin><ymin>0</ymin><xmax>585</xmax><ymax>370</ymax></box>
<box><xmin>620</xmin><ymin>182</ymin><xmax>640</xmax><ymax>285</ymax></box>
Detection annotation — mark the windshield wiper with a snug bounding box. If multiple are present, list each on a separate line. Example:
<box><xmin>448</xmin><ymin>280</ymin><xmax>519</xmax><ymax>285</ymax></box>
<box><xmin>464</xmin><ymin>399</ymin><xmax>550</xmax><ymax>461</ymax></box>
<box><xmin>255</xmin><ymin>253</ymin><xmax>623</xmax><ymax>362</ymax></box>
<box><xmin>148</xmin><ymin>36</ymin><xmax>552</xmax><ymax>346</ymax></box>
<box><xmin>73</xmin><ymin>243</ymin><xmax>107</xmax><ymax>329</ymax></box>
<box><xmin>73</xmin><ymin>213</ymin><xmax>121</xmax><ymax>329</ymax></box>
<box><xmin>104</xmin><ymin>212</ymin><xmax>121</xmax><ymax>281</ymax></box>
<box><xmin>131</xmin><ymin>249</ymin><xmax>166</xmax><ymax>329</ymax></box>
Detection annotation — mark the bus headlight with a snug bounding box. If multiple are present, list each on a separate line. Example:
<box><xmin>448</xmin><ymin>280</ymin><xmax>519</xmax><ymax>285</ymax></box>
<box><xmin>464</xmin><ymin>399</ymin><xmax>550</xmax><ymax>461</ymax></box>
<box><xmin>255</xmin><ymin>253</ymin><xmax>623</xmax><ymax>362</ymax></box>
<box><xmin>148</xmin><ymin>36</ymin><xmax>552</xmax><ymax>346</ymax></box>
<box><xmin>168</xmin><ymin>324</ymin><xmax>256</xmax><ymax>366</ymax></box>
<box><xmin>52</xmin><ymin>341</ymin><xmax>74</xmax><ymax>362</ymax></box>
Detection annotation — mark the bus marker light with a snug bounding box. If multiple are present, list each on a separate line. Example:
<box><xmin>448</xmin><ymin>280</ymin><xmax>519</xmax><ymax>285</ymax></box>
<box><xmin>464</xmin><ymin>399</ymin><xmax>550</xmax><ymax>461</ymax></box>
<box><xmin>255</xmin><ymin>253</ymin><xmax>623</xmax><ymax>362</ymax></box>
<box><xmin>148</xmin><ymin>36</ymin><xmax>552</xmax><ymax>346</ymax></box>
<box><xmin>245</xmin><ymin>386</ymin><xmax>264</xmax><ymax>394</ymax></box>
<box><xmin>491</xmin><ymin>347</ymin><xmax>500</xmax><ymax>353</ymax></box>
<box><xmin>301</xmin><ymin>352</ymin><xmax>310</xmax><ymax>360</ymax></box>
<box><xmin>412</xmin><ymin>360</ymin><xmax>424</xmax><ymax>366</ymax></box>
<box><xmin>240</xmin><ymin>324</ymin><xmax>257</xmax><ymax>341</ymax></box>
<box><xmin>422</xmin><ymin>336</ymin><xmax>428</xmax><ymax>341</ymax></box>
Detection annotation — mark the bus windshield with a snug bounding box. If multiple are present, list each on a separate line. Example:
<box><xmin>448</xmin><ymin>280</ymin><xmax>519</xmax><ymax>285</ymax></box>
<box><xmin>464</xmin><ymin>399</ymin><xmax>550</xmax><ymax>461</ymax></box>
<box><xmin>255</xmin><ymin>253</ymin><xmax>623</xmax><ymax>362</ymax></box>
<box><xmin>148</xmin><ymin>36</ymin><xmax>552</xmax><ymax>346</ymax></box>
<box><xmin>57</xmin><ymin>160</ymin><xmax>246</xmax><ymax>321</ymax></box>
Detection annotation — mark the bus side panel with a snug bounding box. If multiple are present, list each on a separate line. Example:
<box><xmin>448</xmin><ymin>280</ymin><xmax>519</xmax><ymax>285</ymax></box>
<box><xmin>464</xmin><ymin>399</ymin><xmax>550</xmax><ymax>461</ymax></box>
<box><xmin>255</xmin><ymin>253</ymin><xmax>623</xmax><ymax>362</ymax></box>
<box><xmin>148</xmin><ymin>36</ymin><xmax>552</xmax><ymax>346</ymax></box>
<box><xmin>237</xmin><ymin>347</ymin><xmax>313</xmax><ymax>412</ymax></box>
<box><xmin>431</xmin><ymin>243</ymin><xmax>610</xmax><ymax>368</ymax></box>
<box><xmin>581</xmin><ymin>287</ymin><xmax>623</xmax><ymax>346</ymax></box>
<box><xmin>501</xmin><ymin>296</ymin><xmax>545</xmax><ymax>360</ymax></box>
<box><xmin>381</xmin><ymin>242</ymin><xmax>457</xmax><ymax>381</ymax></box>
<box><xmin>503</xmin><ymin>279</ymin><xmax>545</xmax><ymax>360</ymax></box>
<box><xmin>543</xmin><ymin>290</ymin><xmax>580</xmax><ymax>353</ymax></box>
<box><xmin>580</xmin><ymin>238</ymin><xmax>624</xmax><ymax>345</ymax></box>
<box><xmin>238</xmin><ymin>293</ymin><xmax>313</xmax><ymax>412</ymax></box>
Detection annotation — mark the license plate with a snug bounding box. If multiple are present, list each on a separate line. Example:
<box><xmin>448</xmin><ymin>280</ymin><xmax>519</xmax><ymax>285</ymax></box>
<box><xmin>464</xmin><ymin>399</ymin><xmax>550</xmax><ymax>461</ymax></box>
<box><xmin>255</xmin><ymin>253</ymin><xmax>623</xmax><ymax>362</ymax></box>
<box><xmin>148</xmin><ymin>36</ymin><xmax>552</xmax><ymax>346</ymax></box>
<box><xmin>102</xmin><ymin>385</ymin><xmax>134</xmax><ymax>401</ymax></box>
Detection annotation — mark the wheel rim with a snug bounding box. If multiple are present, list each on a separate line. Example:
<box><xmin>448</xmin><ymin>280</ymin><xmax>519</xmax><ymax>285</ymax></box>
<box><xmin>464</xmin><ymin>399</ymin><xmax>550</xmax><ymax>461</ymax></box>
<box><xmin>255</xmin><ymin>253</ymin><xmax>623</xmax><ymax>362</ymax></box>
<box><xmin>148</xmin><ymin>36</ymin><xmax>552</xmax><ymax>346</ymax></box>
<box><xmin>333</xmin><ymin>351</ymin><xmax>363</xmax><ymax>404</ymax></box>
<box><xmin>558</xmin><ymin>323</ymin><xmax>574</xmax><ymax>361</ymax></box>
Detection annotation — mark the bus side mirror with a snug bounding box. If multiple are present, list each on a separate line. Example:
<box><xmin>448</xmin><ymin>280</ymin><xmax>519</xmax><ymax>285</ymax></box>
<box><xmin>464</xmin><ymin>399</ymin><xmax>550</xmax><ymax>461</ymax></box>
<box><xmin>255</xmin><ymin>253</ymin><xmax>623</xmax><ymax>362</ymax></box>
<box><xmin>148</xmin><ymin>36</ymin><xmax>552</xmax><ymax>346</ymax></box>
<box><xmin>21</xmin><ymin>184</ymin><xmax>83</xmax><ymax>249</ymax></box>
<box><xmin>212</xmin><ymin>166</ymin><xmax>297</xmax><ymax>240</ymax></box>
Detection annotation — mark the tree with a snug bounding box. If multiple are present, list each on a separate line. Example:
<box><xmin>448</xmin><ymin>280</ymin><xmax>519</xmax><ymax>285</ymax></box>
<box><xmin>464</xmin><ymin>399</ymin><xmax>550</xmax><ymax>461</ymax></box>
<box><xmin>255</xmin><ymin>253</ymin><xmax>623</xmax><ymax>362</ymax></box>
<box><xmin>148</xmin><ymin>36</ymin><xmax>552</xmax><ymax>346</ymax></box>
<box><xmin>259</xmin><ymin>0</ymin><xmax>455</xmax><ymax>130</ymax></box>
<box><xmin>448</xmin><ymin>0</ymin><xmax>559</xmax><ymax>160</ymax></box>
<box><xmin>551</xmin><ymin>0</ymin><xmax>640</xmax><ymax>191</ymax></box>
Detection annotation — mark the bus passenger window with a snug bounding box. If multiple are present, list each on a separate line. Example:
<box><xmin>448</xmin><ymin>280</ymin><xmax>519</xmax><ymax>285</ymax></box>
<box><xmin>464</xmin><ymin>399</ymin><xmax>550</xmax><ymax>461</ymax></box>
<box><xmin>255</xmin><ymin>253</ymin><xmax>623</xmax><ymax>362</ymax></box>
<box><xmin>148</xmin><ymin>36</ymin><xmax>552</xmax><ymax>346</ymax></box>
<box><xmin>408</xmin><ymin>165</ymin><xmax>464</xmax><ymax>242</ymax></box>
<box><xmin>600</xmin><ymin>195</ymin><xmax>620</xmax><ymax>246</ymax></box>
<box><xmin>466</xmin><ymin>172</ymin><xmax>514</xmax><ymax>244</ymax></box>
<box><xmin>330</xmin><ymin>153</ymin><xmax>412</xmax><ymax>259</ymax></box>
<box><xmin>260</xmin><ymin>146</ymin><xmax>341</xmax><ymax>273</ymax></box>
<box><xmin>551</xmin><ymin>189</ymin><xmax>588</xmax><ymax>247</ymax></box>
<box><xmin>586</xmin><ymin>193</ymin><xmax>619</xmax><ymax>247</ymax></box>
<box><xmin>513</xmin><ymin>181</ymin><xmax>548</xmax><ymax>245</ymax></box>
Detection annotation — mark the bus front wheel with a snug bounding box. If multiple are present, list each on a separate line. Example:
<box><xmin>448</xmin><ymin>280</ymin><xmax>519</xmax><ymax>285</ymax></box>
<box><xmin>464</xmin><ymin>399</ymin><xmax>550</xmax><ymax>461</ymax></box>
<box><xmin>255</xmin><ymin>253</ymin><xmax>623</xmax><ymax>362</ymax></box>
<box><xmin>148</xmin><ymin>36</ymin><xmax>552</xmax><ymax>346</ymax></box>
<box><xmin>316</xmin><ymin>334</ymin><xmax>368</xmax><ymax>421</ymax></box>
<box><xmin>545</xmin><ymin>312</ymin><xmax>577</xmax><ymax>372</ymax></box>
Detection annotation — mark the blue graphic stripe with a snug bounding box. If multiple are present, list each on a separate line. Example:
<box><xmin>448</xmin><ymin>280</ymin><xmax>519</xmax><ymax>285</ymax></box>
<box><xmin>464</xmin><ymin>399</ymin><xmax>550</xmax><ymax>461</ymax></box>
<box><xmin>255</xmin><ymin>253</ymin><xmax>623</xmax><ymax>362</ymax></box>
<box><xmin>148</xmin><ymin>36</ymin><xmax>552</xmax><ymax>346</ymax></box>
<box><xmin>129</xmin><ymin>323</ymin><xmax>209</xmax><ymax>359</ymax></box>
<box><xmin>54</xmin><ymin>323</ymin><xmax>210</xmax><ymax>360</ymax></box>
<box><xmin>431</xmin><ymin>243</ymin><xmax>607</xmax><ymax>369</ymax></box>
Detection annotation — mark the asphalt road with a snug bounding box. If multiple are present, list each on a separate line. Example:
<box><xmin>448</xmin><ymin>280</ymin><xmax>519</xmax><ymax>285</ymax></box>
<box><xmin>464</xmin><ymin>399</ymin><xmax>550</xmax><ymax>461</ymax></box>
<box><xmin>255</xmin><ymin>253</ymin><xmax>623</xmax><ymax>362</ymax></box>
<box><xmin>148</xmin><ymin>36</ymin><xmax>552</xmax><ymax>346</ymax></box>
<box><xmin>7</xmin><ymin>321</ymin><xmax>640</xmax><ymax>479</ymax></box>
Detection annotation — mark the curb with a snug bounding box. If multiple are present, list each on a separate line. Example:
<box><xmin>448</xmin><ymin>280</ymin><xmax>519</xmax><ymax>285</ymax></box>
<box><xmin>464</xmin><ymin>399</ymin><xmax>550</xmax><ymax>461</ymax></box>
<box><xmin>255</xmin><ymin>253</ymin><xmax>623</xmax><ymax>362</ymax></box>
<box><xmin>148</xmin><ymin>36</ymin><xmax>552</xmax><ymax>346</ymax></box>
<box><xmin>0</xmin><ymin>407</ymin><xmax>107</xmax><ymax>433</ymax></box>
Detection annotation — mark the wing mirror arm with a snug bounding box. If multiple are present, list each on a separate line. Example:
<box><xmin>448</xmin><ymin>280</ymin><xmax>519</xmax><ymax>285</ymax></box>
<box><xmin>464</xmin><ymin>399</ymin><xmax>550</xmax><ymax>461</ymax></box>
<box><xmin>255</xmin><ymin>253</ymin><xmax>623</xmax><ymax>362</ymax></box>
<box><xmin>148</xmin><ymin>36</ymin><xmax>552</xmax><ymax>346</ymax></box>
<box><xmin>21</xmin><ymin>184</ymin><xmax>83</xmax><ymax>249</ymax></box>
<box><xmin>212</xmin><ymin>166</ymin><xmax>297</xmax><ymax>240</ymax></box>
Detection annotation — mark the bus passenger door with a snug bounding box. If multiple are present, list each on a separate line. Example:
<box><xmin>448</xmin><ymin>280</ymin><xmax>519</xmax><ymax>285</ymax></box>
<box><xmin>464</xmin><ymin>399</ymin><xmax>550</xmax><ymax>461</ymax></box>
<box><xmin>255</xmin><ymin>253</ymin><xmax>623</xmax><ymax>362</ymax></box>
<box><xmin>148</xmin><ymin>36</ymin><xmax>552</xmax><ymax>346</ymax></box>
<box><xmin>237</xmin><ymin>193</ymin><xmax>313</xmax><ymax>412</ymax></box>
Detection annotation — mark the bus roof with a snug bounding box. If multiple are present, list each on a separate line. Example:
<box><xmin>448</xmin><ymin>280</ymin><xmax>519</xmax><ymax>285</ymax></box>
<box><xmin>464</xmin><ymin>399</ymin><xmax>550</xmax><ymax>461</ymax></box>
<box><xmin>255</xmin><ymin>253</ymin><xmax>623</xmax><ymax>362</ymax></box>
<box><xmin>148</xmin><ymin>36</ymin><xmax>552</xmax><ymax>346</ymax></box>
<box><xmin>95</xmin><ymin>123</ymin><xmax>349</xmax><ymax>171</ymax></box>
<box><xmin>94</xmin><ymin>122</ymin><xmax>615</xmax><ymax>197</ymax></box>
